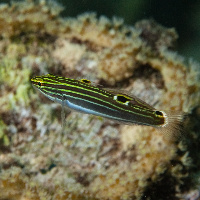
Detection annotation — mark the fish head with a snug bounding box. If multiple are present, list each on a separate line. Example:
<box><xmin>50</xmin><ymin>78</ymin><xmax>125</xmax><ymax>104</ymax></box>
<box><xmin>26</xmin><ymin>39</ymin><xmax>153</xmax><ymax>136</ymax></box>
<box><xmin>31</xmin><ymin>76</ymin><xmax>45</xmax><ymax>89</ymax></box>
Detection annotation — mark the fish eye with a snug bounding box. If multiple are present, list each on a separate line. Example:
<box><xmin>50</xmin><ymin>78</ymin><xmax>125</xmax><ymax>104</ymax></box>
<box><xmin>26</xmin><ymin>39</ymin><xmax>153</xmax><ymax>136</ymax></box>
<box><xmin>155</xmin><ymin>110</ymin><xmax>163</xmax><ymax>116</ymax></box>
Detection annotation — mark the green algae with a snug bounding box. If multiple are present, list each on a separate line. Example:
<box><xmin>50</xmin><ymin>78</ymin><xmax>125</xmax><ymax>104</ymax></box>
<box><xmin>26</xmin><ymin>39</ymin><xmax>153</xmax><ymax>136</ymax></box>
<box><xmin>0</xmin><ymin>119</ymin><xmax>9</xmax><ymax>146</ymax></box>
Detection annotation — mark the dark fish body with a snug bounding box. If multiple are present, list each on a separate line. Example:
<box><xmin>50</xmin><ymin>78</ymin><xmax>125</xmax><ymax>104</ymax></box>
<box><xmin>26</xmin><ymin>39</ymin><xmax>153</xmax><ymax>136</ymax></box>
<box><xmin>31</xmin><ymin>74</ymin><xmax>185</xmax><ymax>138</ymax></box>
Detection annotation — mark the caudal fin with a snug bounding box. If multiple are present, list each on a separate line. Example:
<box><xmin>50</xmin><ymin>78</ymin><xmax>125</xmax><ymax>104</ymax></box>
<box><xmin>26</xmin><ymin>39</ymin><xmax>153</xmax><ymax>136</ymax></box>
<box><xmin>158</xmin><ymin>111</ymin><xmax>187</xmax><ymax>141</ymax></box>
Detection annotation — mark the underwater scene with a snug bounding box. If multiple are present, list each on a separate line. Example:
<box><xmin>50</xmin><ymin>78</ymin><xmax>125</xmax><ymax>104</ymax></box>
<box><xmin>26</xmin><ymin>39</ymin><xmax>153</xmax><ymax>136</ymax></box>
<box><xmin>0</xmin><ymin>0</ymin><xmax>200</xmax><ymax>200</ymax></box>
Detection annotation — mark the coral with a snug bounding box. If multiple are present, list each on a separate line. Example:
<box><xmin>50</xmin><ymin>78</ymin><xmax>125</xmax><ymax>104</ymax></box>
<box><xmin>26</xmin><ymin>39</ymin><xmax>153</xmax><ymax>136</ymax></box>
<box><xmin>53</xmin><ymin>13</ymin><xmax>143</xmax><ymax>84</ymax></box>
<box><xmin>0</xmin><ymin>167</ymin><xmax>51</xmax><ymax>200</ymax></box>
<box><xmin>0</xmin><ymin>0</ymin><xmax>64</xmax><ymax>38</ymax></box>
<box><xmin>0</xmin><ymin>1</ymin><xmax>200</xmax><ymax>200</ymax></box>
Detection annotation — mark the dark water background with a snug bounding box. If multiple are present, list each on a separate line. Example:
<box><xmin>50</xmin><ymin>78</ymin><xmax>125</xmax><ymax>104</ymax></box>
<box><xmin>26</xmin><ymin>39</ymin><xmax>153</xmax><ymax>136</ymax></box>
<box><xmin>58</xmin><ymin>0</ymin><xmax>200</xmax><ymax>62</ymax></box>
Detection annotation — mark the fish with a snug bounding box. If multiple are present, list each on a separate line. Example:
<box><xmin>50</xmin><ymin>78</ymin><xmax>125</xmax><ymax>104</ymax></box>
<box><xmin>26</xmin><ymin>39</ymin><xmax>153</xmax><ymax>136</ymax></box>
<box><xmin>31</xmin><ymin>74</ymin><xmax>186</xmax><ymax>138</ymax></box>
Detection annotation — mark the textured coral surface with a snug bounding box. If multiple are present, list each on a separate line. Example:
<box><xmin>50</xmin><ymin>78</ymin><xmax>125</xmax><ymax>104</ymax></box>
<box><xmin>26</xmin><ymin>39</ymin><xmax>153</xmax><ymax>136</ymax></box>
<box><xmin>0</xmin><ymin>1</ymin><xmax>200</xmax><ymax>200</ymax></box>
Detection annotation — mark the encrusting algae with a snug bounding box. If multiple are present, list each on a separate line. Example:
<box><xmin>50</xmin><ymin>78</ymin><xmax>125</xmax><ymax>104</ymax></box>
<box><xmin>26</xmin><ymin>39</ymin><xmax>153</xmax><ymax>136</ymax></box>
<box><xmin>0</xmin><ymin>1</ymin><xmax>200</xmax><ymax>200</ymax></box>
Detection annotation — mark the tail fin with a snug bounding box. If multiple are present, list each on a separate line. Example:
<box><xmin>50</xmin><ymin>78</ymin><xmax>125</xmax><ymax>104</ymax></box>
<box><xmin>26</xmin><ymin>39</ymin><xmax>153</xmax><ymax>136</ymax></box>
<box><xmin>158</xmin><ymin>111</ymin><xmax>187</xmax><ymax>141</ymax></box>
